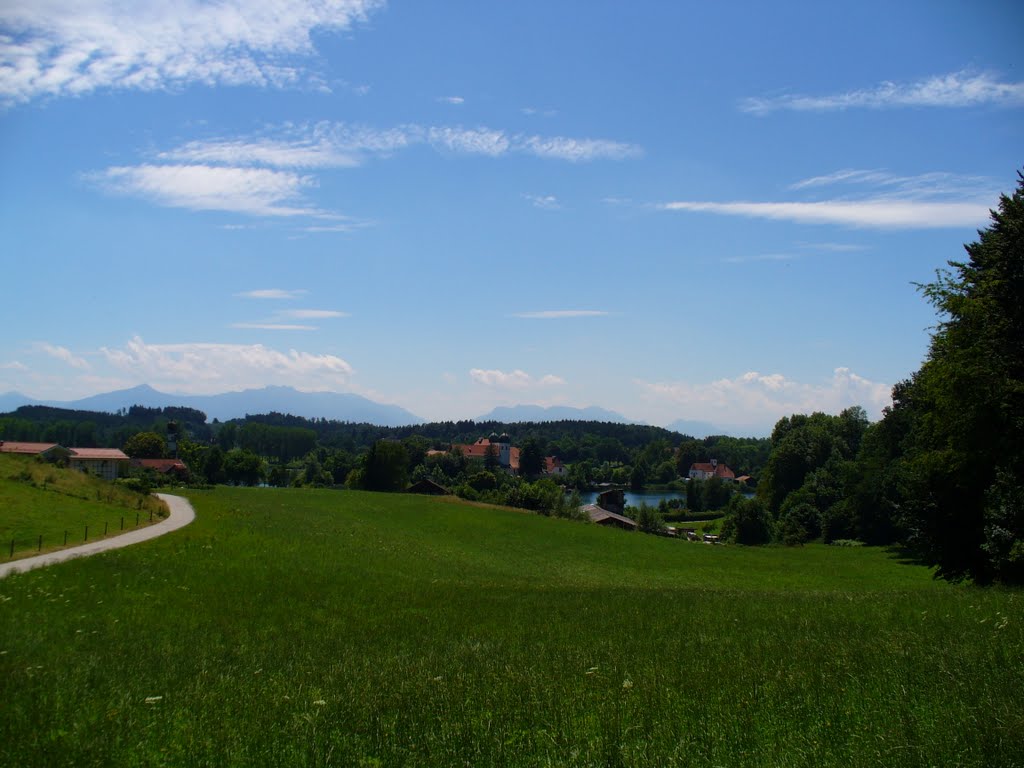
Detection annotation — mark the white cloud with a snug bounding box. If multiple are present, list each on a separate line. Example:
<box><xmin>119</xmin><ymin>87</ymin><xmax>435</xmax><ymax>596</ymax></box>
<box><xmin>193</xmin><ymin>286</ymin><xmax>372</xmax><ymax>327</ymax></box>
<box><xmin>0</xmin><ymin>0</ymin><xmax>384</xmax><ymax>105</ymax></box>
<box><xmin>99</xmin><ymin>335</ymin><xmax>353</xmax><ymax>393</ymax></box>
<box><xmin>788</xmin><ymin>169</ymin><xmax>997</xmax><ymax>201</ymax></box>
<box><xmin>741</xmin><ymin>70</ymin><xmax>1024</xmax><ymax>114</ymax></box>
<box><xmin>161</xmin><ymin>123</ymin><xmax>414</xmax><ymax>169</ymax></box>
<box><xmin>236</xmin><ymin>289</ymin><xmax>307</xmax><ymax>299</ymax></box>
<box><xmin>38</xmin><ymin>342</ymin><xmax>90</xmax><ymax>369</ymax></box>
<box><xmin>638</xmin><ymin>367</ymin><xmax>892</xmax><ymax>431</ymax></box>
<box><xmin>428</xmin><ymin>127</ymin><xmax>510</xmax><ymax>156</ymax></box>
<box><xmin>518</xmin><ymin>135</ymin><xmax>642</xmax><ymax>162</ymax></box>
<box><xmin>437</xmin><ymin>96</ymin><xmax>464</xmax><ymax>105</ymax></box>
<box><xmin>96</xmin><ymin>164</ymin><xmax>322</xmax><ymax>217</ymax></box>
<box><xmin>512</xmin><ymin>310</ymin><xmax>609</xmax><ymax>319</ymax></box>
<box><xmin>230</xmin><ymin>323</ymin><xmax>317</xmax><ymax>331</ymax></box>
<box><xmin>722</xmin><ymin>253</ymin><xmax>796</xmax><ymax>264</ymax></box>
<box><xmin>1</xmin><ymin>360</ymin><xmax>28</xmax><ymax>371</ymax></box>
<box><xmin>93</xmin><ymin>121</ymin><xmax>643</xmax><ymax>219</ymax></box>
<box><xmin>275</xmin><ymin>309</ymin><xmax>349</xmax><ymax>319</ymax></box>
<box><xmin>660</xmin><ymin>199</ymin><xmax>991</xmax><ymax>229</ymax></box>
<box><xmin>469</xmin><ymin>368</ymin><xmax>566</xmax><ymax>389</ymax></box>
<box><xmin>523</xmin><ymin>194</ymin><xmax>560</xmax><ymax>210</ymax></box>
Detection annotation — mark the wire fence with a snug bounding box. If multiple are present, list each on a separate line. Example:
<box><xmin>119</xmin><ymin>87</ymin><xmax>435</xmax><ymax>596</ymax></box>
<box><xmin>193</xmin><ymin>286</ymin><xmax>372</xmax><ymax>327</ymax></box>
<box><xmin>6</xmin><ymin>509</ymin><xmax>159</xmax><ymax>560</ymax></box>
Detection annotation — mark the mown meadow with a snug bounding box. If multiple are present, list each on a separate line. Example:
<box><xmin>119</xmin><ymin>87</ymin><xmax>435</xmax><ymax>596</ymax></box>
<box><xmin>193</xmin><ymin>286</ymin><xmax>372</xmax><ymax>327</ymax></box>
<box><xmin>1</xmin><ymin>487</ymin><xmax>1021</xmax><ymax>767</ymax></box>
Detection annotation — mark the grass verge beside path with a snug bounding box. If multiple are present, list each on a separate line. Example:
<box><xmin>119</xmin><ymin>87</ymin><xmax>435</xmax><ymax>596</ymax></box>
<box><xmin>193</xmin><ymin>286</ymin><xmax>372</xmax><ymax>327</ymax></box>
<box><xmin>1</xmin><ymin>487</ymin><xmax>1021</xmax><ymax>767</ymax></box>
<box><xmin>0</xmin><ymin>454</ymin><xmax>166</xmax><ymax>559</ymax></box>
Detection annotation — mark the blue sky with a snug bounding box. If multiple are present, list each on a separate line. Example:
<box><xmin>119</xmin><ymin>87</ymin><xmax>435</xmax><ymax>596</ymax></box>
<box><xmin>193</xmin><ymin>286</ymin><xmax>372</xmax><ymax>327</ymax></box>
<box><xmin>1</xmin><ymin>0</ymin><xmax>1021</xmax><ymax>435</ymax></box>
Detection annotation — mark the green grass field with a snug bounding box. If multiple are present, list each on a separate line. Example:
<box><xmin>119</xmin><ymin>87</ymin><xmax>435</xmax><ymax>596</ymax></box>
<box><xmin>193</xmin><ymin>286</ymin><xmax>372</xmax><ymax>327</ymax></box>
<box><xmin>0</xmin><ymin>454</ymin><xmax>166</xmax><ymax>559</ymax></box>
<box><xmin>1</xmin><ymin>487</ymin><xmax>1021</xmax><ymax>767</ymax></box>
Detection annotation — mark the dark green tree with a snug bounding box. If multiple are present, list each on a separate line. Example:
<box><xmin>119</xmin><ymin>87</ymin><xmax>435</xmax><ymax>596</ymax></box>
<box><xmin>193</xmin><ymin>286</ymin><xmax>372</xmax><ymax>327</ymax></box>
<box><xmin>885</xmin><ymin>174</ymin><xmax>1024</xmax><ymax>582</ymax></box>
<box><xmin>123</xmin><ymin>431</ymin><xmax>166</xmax><ymax>459</ymax></box>
<box><xmin>360</xmin><ymin>440</ymin><xmax>410</xmax><ymax>492</ymax></box>
<box><xmin>518</xmin><ymin>438</ymin><xmax>545</xmax><ymax>478</ymax></box>
<box><xmin>223</xmin><ymin>449</ymin><xmax>266</xmax><ymax>486</ymax></box>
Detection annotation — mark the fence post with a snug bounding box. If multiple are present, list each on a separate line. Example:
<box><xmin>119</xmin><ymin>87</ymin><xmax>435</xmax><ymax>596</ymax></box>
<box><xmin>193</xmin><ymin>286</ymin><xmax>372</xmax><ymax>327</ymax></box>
<box><xmin>120</xmin><ymin>516</ymin><xmax>124</xmax><ymax>531</ymax></box>
<box><xmin>84</xmin><ymin>525</ymin><xmax>88</xmax><ymax>542</ymax></box>
<box><xmin>38</xmin><ymin>535</ymin><xmax>42</xmax><ymax>552</ymax></box>
<box><xmin>136</xmin><ymin>512</ymin><xmax>139</xmax><ymax>527</ymax></box>
<box><xmin>149</xmin><ymin>510</ymin><xmax>153</xmax><ymax>523</ymax></box>
<box><xmin>104</xmin><ymin>522</ymin><xmax>108</xmax><ymax>537</ymax></box>
<box><xmin>64</xmin><ymin>530</ymin><xmax>68</xmax><ymax>546</ymax></box>
<box><xmin>8</xmin><ymin>539</ymin><xmax>12</xmax><ymax>558</ymax></box>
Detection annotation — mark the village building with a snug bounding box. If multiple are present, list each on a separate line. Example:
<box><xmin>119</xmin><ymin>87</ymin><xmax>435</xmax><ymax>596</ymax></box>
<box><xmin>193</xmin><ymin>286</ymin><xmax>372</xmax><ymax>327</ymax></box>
<box><xmin>543</xmin><ymin>456</ymin><xmax>567</xmax><ymax>476</ymax></box>
<box><xmin>688</xmin><ymin>459</ymin><xmax>735</xmax><ymax>481</ymax></box>
<box><xmin>0</xmin><ymin>441</ymin><xmax>65</xmax><ymax>458</ymax></box>
<box><xmin>130</xmin><ymin>458</ymin><xmax>190</xmax><ymax>481</ymax></box>
<box><xmin>406</xmin><ymin>478</ymin><xmax>451</xmax><ymax>495</ymax></box>
<box><xmin>453</xmin><ymin>434</ymin><xmax>521</xmax><ymax>473</ymax></box>
<box><xmin>581</xmin><ymin>488</ymin><xmax>637</xmax><ymax>531</ymax></box>
<box><xmin>67</xmin><ymin>448</ymin><xmax>130</xmax><ymax>480</ymax></box>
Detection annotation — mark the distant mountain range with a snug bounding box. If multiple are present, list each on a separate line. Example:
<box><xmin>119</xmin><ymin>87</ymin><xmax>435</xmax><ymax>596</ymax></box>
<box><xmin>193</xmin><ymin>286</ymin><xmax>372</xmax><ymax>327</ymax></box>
<box><xmin>0</xmin><ymin>386</ymin><xmax>742</xmax><ymax>435</ymax></box>
<box><xmin>477</xmin><ymin>404</ymin><xmax>633</xmax><ymax>423</ymax></box>
<box><xmin>0</xmin><ymin>384</ymin><xmax>423</xmax><ymax>427</ymax></box>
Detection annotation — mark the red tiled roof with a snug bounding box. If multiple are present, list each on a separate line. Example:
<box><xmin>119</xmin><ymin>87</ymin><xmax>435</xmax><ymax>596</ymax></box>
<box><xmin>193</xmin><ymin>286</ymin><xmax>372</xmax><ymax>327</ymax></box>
<box><xmin>544</xmin><ymin>456</ymin><xmax>563</xmax><ymax>472</ymax></box>
<box><xmin>132</xmin><ymin>459</ymin><xmax>188</xmax><ymax>473</ymax></box>
<box><xmin>69</xmin><ymin>448</ymin><xmax>129</xmax><ymax>460</ymax></box>
<box><xmin>0</xmin><ymin>441</ymin><xmax>61</xmax><ymax>454</ymax></box>
<box><xmin>690</xmin><ymin>461</ymin><xmax>735</xmax><ymax>479</ymax></box>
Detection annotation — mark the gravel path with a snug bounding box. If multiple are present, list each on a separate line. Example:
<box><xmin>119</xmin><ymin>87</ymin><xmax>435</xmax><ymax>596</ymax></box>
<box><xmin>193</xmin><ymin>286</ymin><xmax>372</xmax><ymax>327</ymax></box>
<box><xmin>0</xmin><ymin>493</ymin><xmax>195</xmax><ymax>579</ymax></box>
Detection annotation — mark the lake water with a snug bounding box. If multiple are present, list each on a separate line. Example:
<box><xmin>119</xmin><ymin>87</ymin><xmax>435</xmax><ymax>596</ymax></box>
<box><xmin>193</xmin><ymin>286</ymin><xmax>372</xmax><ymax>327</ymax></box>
<box><xmin>579</xmin><ymin>490</ymin><xmax>686</xmax><ymax>508</ymax></box>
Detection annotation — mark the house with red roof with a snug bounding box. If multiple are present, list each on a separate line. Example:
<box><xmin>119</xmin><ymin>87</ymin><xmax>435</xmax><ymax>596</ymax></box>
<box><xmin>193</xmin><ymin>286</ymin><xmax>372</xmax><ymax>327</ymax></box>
<box><xmin>130</xmin><ymin>458</ymin><xmax>189</xmax><ymax>480</ymax></box>
<box><xmin>452</xmin><ymin>434</ymin><xmax>520</xmax><ymax>473</ymax></box>
<box><xmin>544</xmin><ymin>456</ymin><xmax>567</xmax><ymax>476</ymax></box>
<box><xmin>688</xmin><ymin>459</ymin><xmax>735</xmax><ymax>481</ymax></box>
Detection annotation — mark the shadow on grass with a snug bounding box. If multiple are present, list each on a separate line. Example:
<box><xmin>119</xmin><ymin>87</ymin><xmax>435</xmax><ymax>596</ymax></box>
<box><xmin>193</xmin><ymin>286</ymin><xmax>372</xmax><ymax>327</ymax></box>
<box><xmin>883</xmin><ymin>542</ymin><xmax>933</xmax><ymax>569</ymax></box>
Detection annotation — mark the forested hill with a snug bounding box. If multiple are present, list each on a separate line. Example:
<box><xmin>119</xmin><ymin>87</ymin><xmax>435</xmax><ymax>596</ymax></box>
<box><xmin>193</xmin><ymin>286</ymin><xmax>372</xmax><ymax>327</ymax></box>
<box><xmin>0</xmin><ymin>405</ymin><xmax>771</xmax><ymax>476</ymax></box>
<box><xmin>0</xmin><ymin>404</ymin><xmax>212</xmax><ymax>447</ymax></box>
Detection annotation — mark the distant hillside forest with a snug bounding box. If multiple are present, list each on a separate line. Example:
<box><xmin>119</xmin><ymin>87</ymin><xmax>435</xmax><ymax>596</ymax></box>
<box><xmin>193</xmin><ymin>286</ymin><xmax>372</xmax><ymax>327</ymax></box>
<box><xmin>0</xmin><ymin>404</ymin><xmax>770</xmax><ymax>481</ymax></box>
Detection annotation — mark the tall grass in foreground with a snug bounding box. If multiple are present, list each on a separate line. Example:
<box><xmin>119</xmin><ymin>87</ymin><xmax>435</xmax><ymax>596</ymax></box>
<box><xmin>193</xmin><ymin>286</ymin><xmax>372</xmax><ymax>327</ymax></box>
<box><xmin>1</xmin><ymin>487</ymin><xmax>1021</xmax><ymax>766</ymax></box>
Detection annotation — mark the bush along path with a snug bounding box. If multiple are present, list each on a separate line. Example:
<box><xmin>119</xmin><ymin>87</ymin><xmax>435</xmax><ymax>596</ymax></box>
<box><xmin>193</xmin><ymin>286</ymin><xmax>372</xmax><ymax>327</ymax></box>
<box><xmin>0</xmin><ymin>493</ymin><xmax>195</xmax><ymax>579</ymax></box>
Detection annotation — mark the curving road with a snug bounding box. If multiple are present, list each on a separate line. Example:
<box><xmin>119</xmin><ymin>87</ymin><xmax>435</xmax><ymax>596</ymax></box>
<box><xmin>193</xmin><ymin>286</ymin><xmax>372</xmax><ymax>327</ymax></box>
<box><xmin>0</xmin><ymin>493</ymin><xmax>195</xmax><ymax>579</ymax></box>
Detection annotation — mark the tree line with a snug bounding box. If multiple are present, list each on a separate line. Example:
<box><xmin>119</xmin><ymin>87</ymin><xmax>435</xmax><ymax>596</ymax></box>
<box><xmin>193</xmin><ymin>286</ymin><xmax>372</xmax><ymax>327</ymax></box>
<box><xmin>722</xmin><ymin>175</ymin><xmax>1024</xmax><ymax>584</ymax></box>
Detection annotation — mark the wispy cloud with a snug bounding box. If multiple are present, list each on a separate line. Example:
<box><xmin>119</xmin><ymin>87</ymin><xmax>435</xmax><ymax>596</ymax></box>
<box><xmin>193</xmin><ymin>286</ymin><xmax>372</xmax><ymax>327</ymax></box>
<box><xmin>232</xmin><ymin>306</ymin><xmax>348</xmax><ymax>330</ymax></box>
<box><xmin>662</xmin><ymin>169</ymin><xmax>998</xmax><ymax>230</ymax></box>
<box><xmin>662</xmin><ymin>199</ymin><xmax>990</xmax><ymax>229</ymax></box>
<box><xmin>722</xmin><ymin>253</ymin><xmax>797</xmax><ymax>264</ymax></box>
<box><xmin>742</xmin><ymin>70</ymin><xmax>1024</xmax><ymax>115</ymax></box>
<box><xmin>428</xmin><ymin>127</ymin><xmax>510</xmax><ymax>156</ymax></box>
<box><xmin>512</xmin><ymin>310</ymin><xmax>609</xmax><ymax>319</ymax></box>
<box><xmin>523</xmin><ymin>194</ymin><xmax>560</xmax><ymax>210</ymax></box>
<box><xmin>96</xmin><ymin>164</ymin><xmax>324</xmax><ymax>217</ymax></box>
<box><xmin>1</xmin><ymin>360</ymin><xmax>28</xmax><ymax>371</ymax></box>
<box><xmin>638</xmin><ymin>367</ymin><xmax>892</xmax><ymax>431</ymax></box>
<box><xmin>160</xmin><ymin>123</ymin><xmax>414</xmax><ymax>169</ymax></box>
<box><xmin>95</xmin><ymin>121</ymin><xmax>642</xmax><ymax>219</ymax></box>
<box><xmin>230</xmin><ymin>323</ymin><xmax>317</xmax><ymax>331</ymax></box>
<box><xmin>236</xmin><ymin>289</ymin><xmax>307</xmax><ymax>300</ymax></box>
<box><xmin>38</xmin><ymin>342</ymin><xmax>89</xmax><ymax>369</ymax></box>
<box><xmin>788</xmin><ymin>169</ymin><xmax>997</xmax><ymax>201</ymax></box>
<box><xmin>0</xmin><ymin>0</ymin><xmax>384</xmax><ymax>105</ymax></box>
<box><xmin>437</xmin><ymin>96</ymin><xmax>464</xmax><ymax>105</ymax></box>
<box><xmin>100</xmin><ymin>335</ymin><xmax>353</xmax><ymax>393</ymax></box>
<box><xmin>469</xmin><ymin>368</ymin><xmax>565</xmax><ymax>389</ymax></box>
<box><xmin>519</xmin><ymin>135</ymin><xmax>642</xmax><ymax>162</ymax></box>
